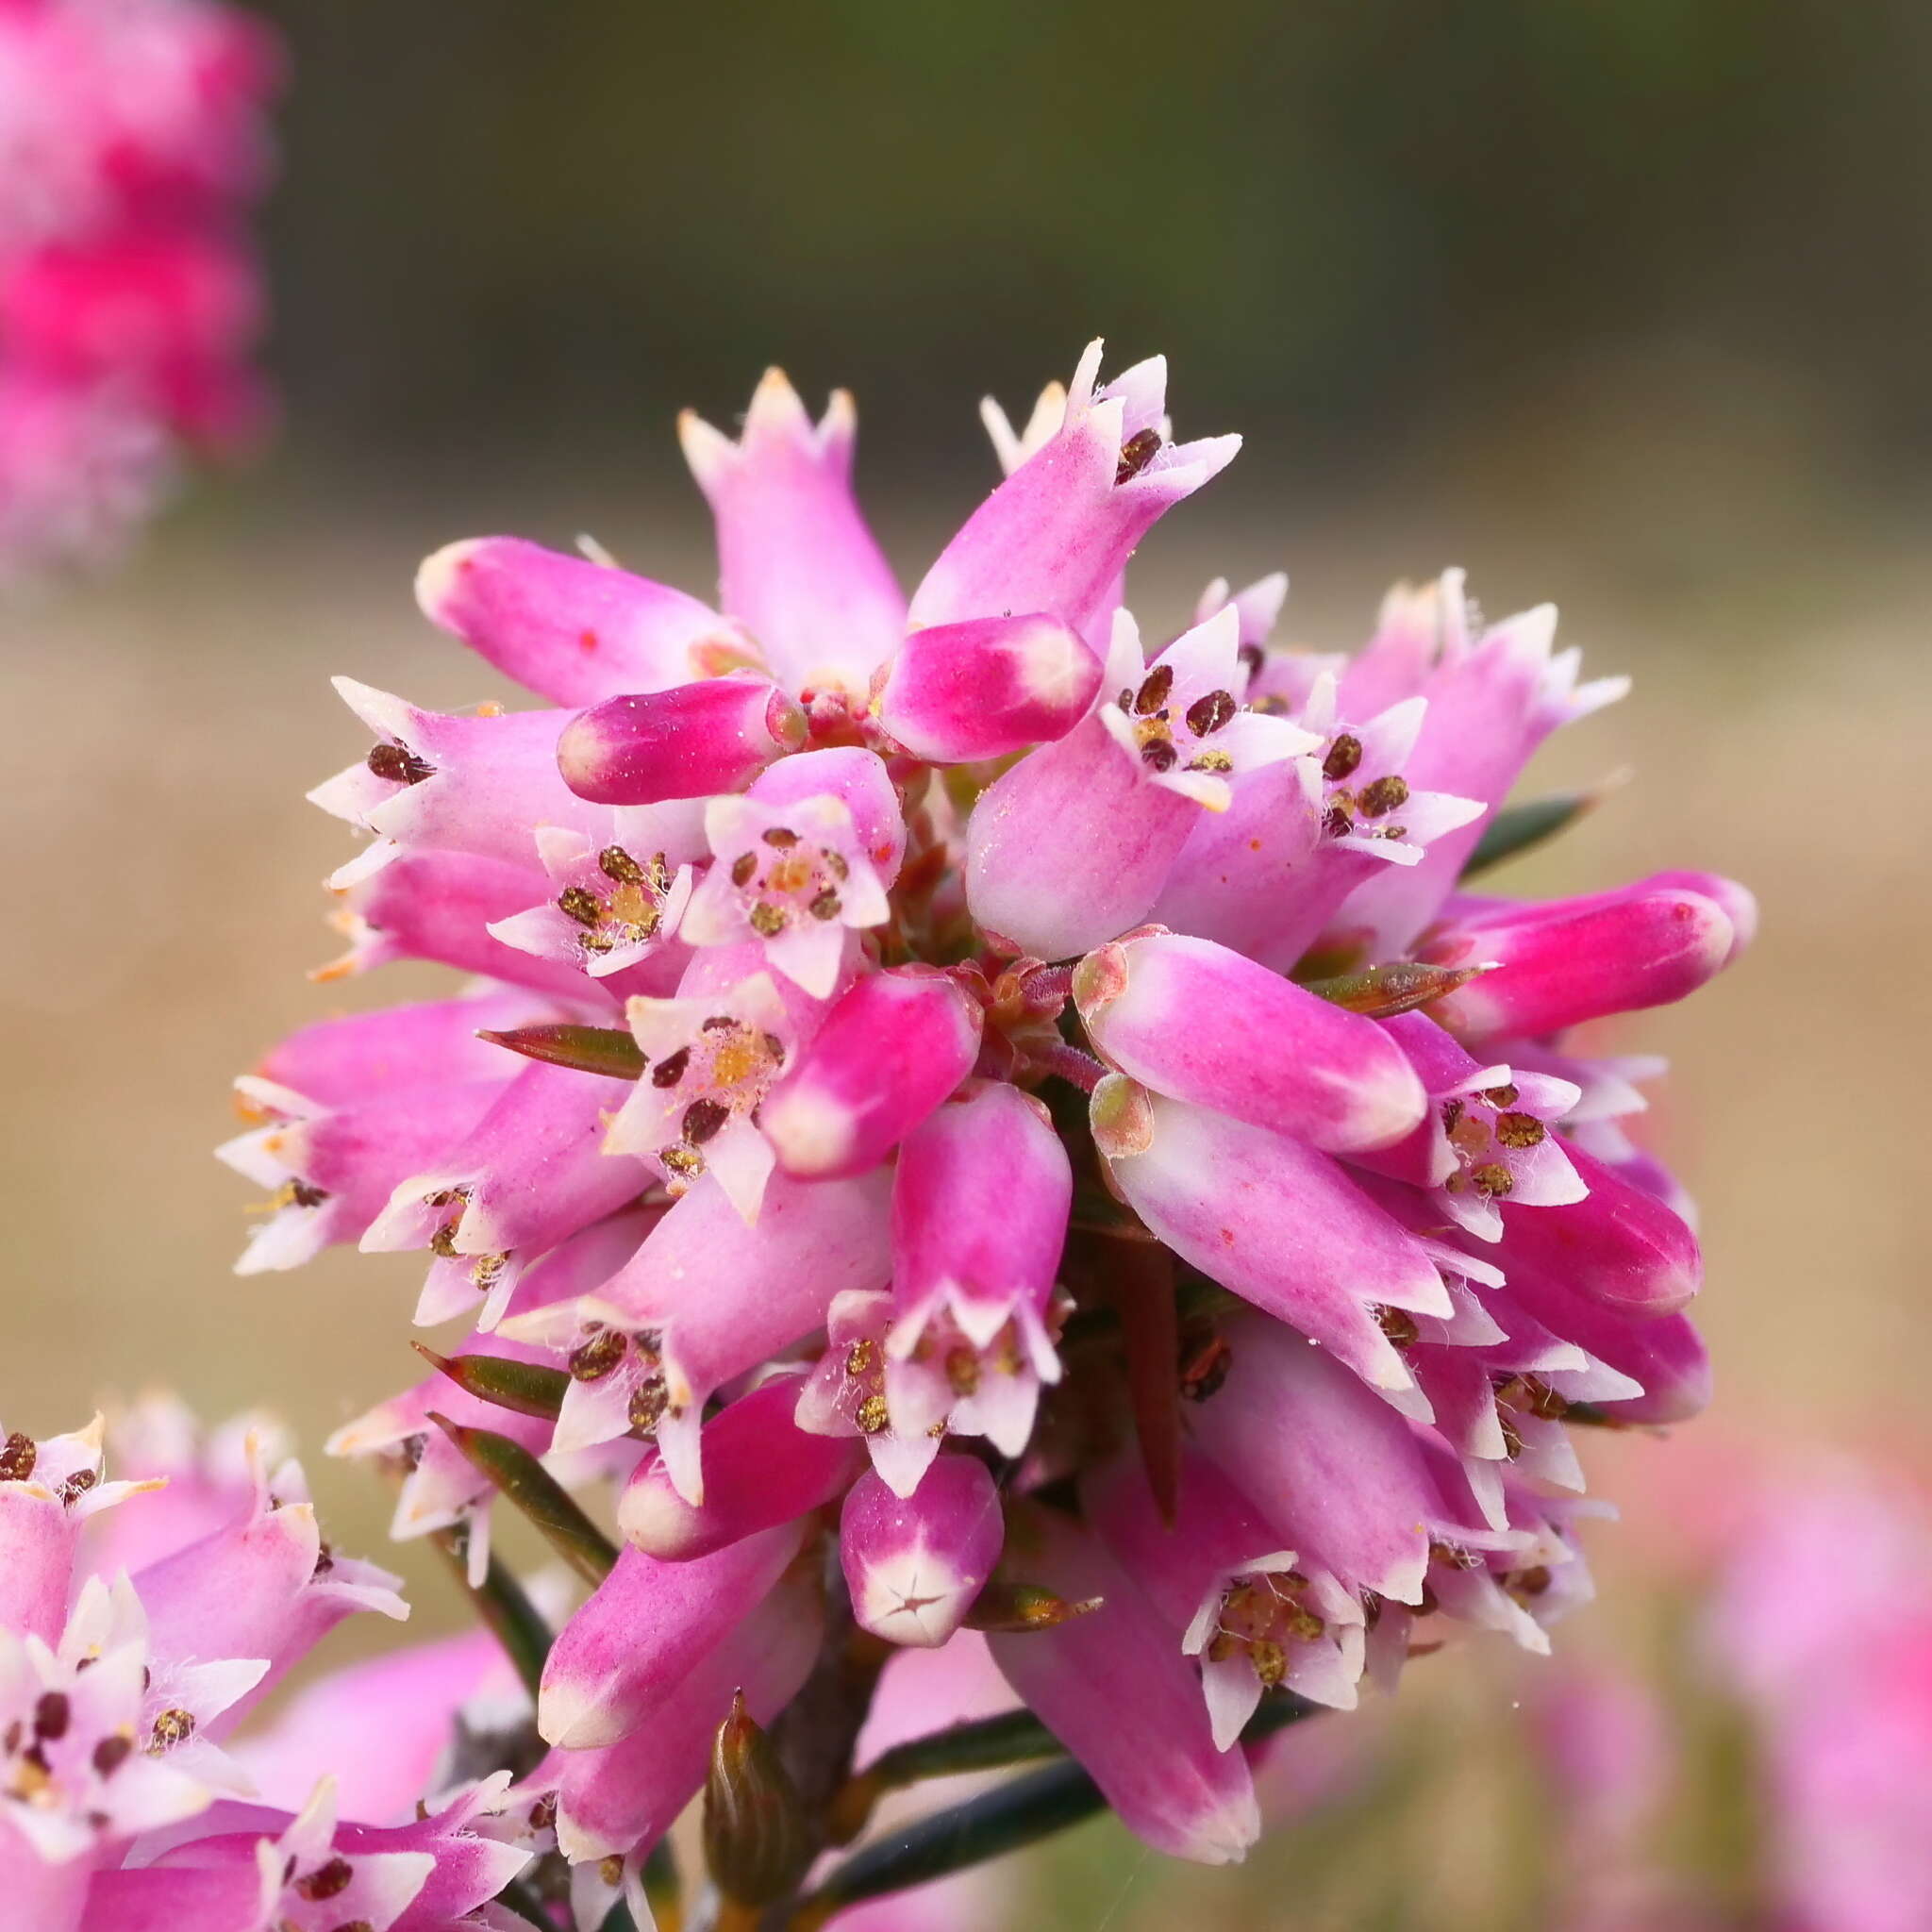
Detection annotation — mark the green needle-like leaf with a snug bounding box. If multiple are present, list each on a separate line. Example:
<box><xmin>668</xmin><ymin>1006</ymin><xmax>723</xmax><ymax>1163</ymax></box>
<box><xmin>478</xmin><ymin>1022</ymin><xmax>647</xmax><ymax>1081</ymax></box>
<box><xmin>1301</xmin><ymin>959</ymin><xmax>1488</xmax><ymax>1019</ymax></box>
<box><xmin>414</xmin><ymin>1341</ymin><xmax>568</xmax><ymax>1420</ymax></box>
<box><xmin>798</xmin><ymin>1695</ymin><xmax>1318</xmax><ymax>1921</ymax></box>
<box><xmin>428</xmin><ymin>1412</ymin><xmax>619</xmax><ymax>1586</ymax></box>
<box><xmin>428</xmin><ymin>1525</ymin><xmax>553</xmax><ymax>1699</ymax></box>
<box><xmin>1460</xmin><ymin>789</ymin><xmax>1602</xmax><ymax>878</ymax></box>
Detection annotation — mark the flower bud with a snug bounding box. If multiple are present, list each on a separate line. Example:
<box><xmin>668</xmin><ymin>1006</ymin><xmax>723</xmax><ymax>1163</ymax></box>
<box><xmin>557</xmin><ymin>676</ymin><xmax>807</xmax><ymax>806</ymax></box>
<box><xmin>842</xmin><ymin>1459</ymin><xmax>1003</xmax><ymax>1648</ymax></box>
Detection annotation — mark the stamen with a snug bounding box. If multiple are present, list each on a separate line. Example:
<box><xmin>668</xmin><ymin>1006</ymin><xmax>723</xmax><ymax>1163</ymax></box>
<box><xmin>650</xmin><ymin>1047</ymin><xmax>691</xmax><ymax>1089</ymax></box>
<box><xmin>366</xmin><ymin>742</ymin><xmax>433</xmax><ymax>786</ymax></box>
<box><xmin>147</xmin><ymin>1708</ymin><xmax>195</xmax><ymax>1754</ymax></box>
<box><xmin>1133</xmin><ymin>666</ymin><xmax>1174</xmax><ymax>716</ymax></box>
<box><xmin>681</xmin><ymin>1097</ymin><xmax>729</xmax><ymax>1145</ymax></box>
<box><xmin>628</xmin><ymin>1381</ymin><xmax>668</xmax><ymax>1434</ymax></box>
<box><xmin>1322</xmin><ymin>734</ymin><xmax>1363</xmax><ymax>781</ymax></box>
<box><xmin>1115</xmin><ymin>427</ymin><xmax>1162</xmax><ymax>484</ymax></box>
<box><xmin>569</xmin><ymin>1330</ymin><xmax>627</xmax><ymax>1382</ymax></box>
<box><xmin>761</xmin><ymin>827</ymin><xmax>800</xmax><ymax>848</ymax></box>
<box><xmin>0</xmin><ymin>1432</ymin><xmax>37</xmax><ymax>1482</ymax></box>
<box><xmin>729</xmin><ymin>853</ymin><xmax>758</xmax><ymax>888</ymax></box>
<box><xmin>598</xmin><ymin>846</ymin><xmax>646</xmax><ymax>885</ymax></box>
<box><xmin>92</xmin><ymin>1735</ymin><xmax>132</xmax><ymax>1778</ymax></box>
<box><xmin>748</xmin><ymin>902</ymin><xmax>787</xmax><ymax>937</ymax></box>
<box><xmin>1357</xmin><ymin>775</ymin><xmax>1410</xmax><ymax>818</ymax></box>
<box><xmin>294</xmin><ymin>1857</ymin><xmax>355</xmax><ymax>1902</ymax></box>
<box><xmin>1494</xmin><ymin>1110</ymin><xmax>1547</xmax><ymax>1149</ymax></box>
<box><xmin>557</xmin><ymin>886</ymin><xmax>601</xmax><ymax>926</ymax></box>
<box><xmin>808</xmin><ymin>889</ymin><xmax>842</xmax><ymax>920</ymax></box>
<box><xmin>33</xmin><ymin>1692</ymin><xmax>69</xmax><ymax>1740</ymax></box>
<box><xmin>1184</xmin><ymin>690</ymin><xmax>1239</xmax><ymax>737</ymax></box>
<box><xmin>856</xmin><ymin>1394</ymin><xmax>891</xmax><ymax>1434</ymax></box>
<box><xmin>1140</xmin><ymin>740</ymin><xmax>1178</xmax><ymax>773</ymax></box>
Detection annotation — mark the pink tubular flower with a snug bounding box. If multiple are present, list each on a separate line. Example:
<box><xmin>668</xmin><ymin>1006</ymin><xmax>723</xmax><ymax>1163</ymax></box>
<box><xmin>0</xmin><ymin>1403</ymin><xmax>505</xmax><ymax>1932</ymax></box>
<box><xmin>0</xmin><ymin>0</ymin><xmax>281</xmax><ymax>577</ymax></box>
<box><xmin>226</xmin><ymin>341</ymin><xmax>1746</xmax><ymax>1888</ymax></box>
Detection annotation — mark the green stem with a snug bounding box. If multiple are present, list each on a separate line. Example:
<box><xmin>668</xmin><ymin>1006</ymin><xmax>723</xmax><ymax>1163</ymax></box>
<box><xmin>429</xmin><ymin>1526</ymin><xmax>553</xmax><ymax>1699</ymax></box>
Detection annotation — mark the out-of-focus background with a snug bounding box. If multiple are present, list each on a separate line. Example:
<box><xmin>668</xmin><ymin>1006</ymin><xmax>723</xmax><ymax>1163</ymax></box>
<box><xmin>4</xmin><ymin>4</ymin><xmax>1929</xmax><ymax>1924</ymax></box>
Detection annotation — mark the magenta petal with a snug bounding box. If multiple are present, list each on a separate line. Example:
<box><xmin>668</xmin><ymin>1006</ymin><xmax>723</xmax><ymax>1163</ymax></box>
<box><xmin>1075</xmin><ymin>931</ymin><xmax>1426</xmax><ymax>1151</ymax></box>
<box><xmin>415</xmin><ymin>536</ymin><xmax>749</xmax><ymax>705</ymax></box>
<box><xmin>841</xmin><ymin>1458</ymin><xmax>1003</xmax><ymax>1648</ymax></box>
<box><xmin>874</xmin><ymin>612</ymin><xmax>1103</xmax><ymax>763</ymax></box>
<box><xmin>762</xmin><ymin>968</ymin><xmax>982</xmax><ymax>1179</ymax></box>
<box><xmin>556</xmin><ymin>675</ymin><xmax>807</xmax><ymax>806</ymax></box>
<box><xmin>964</xmin><ymin>712</ymin><xmax>1196</xmax><ymax>958</ymax></box>
<box><xmin>680</xmin><ymin>370</ymin><xmax>907</xmax><ymax>697</ymax></box>
<box><xmin>1188</xmin><ymin>1311</ymin><xmax>1450</xmax><ymax>1603</ymax></box>
<box><xmin>987</xmin><ymin>1505</ymin><xmax>1259</xmax><ymax>1863</ymax></box>
<box><xmin>1422</xmin><ymin>879</ymin><xmax>1740</xmax><ymax>1045</ymax></box>
<box><xmin>536</xmin><ymin>1523</ymin><xmax>805</xmax><ymax>1749</ymax></box>
<box><xmin>1100</xmin><ymin>1089</ymin><xmax>1448</xmax><ymax>1398</ymax></box>
<box><xmin>616</xmin><ymin>1374</ymin><xmax>862</xmax><ymax>1559</ymax></box>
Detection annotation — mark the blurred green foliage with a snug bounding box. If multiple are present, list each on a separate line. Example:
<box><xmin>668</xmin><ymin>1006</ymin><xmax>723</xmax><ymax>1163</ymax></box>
<box><xmin>254</xmin><ymin>0</ymin><xmax>1931</xmax><ymax>477</ymax></box>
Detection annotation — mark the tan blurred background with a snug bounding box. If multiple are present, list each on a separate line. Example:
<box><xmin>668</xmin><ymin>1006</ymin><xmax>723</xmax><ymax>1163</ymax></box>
<box><xmin>3</xmin><ymin>2</ymin><xmax>1930</xmax><ymax>1922</ymax></box>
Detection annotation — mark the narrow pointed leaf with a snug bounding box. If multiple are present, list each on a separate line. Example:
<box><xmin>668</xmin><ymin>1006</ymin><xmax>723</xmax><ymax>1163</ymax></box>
<box><xmin>1460</xmin><ymin>789</ymin><xmax>1601</xmax><ymax>877</ymax></box>
<box><xmin>792</xmin><ymin>1694</ymin><xmax>1318</xmax><ymax>1924</ymax></box>
<box><xmin>478</xmin><ymin>1023</ymin><xmax>646</xmax><ymax>1081</ymax></box>
<box><xmin>427</xmin><ymin>1411</ymin><xmax>618</xmax><ymax>1585</ymax></box>
<box><xmin>1299</xmin><ymin>959</ymin><xmax>1490</xmax><ymax>1019</ymax></box>
<box><xmin>430</xmin><ymin>1524</ymin><xmax>553</xmax><ymax>1698</ymax></box>
<box><xmin>414</xmin><ymin>1341</ymin><xmax>569</xmax><ymax>1420</ymax></box>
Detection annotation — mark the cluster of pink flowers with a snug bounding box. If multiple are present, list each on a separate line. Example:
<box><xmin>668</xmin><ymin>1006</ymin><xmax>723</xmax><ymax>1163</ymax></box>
<box><xmin>0</xmin><ymin>0</ymin><xmax>279</xmax><ymax>574</ymax></box>
<box><xmin>221</xmin><ymin>343</ymin><xmax>1750</xmax><ymax>1904</ymax></box>
<box><xmin>0</xmin><ymin>1400</ymin><xmax>539</xmax><ymax>1930</ymax></box>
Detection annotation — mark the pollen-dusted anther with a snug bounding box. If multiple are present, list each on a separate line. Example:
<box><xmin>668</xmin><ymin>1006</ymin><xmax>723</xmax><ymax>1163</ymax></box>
<box><xmin>1356</xmin><ymin>774</ymin><xmax>1411</xmax><ymax>819</ymax></box>
<box><xmin>294</xmin><ymin>1857</ymin><xmax>355</xmax><ymax>1902</ymax></box>
<box><xmin>366</xmin><ymin>741</ymin><xmax>434</xmax><ymax>785</ymax></box>
<box><xmin>1322</xmin><ymin>733</ymin><xmax>1363</xmax><ymax>782</ymax></box>
<box><xmin>845</xmin><ymin>1339</ymin><xmax>876</xmax><ymax>1377</ymax></box>
<box><xmin>599</xmin><ymin>1855</ymin><xmax>625</xmax><ymax>1887</ymax></box>
<box><xmin>1115</xmin><ymin>426</ymin><xmax>1163</xmax><ymax>484</ymax></box>
<box><xmin>1470</xmin><ymin>1162</ymin><xmax>1514</xmax><ymax>1197</ymax></box>
<box><xmin>808</xmin><ymin>889</ymin><xmax>841</xmax><ymax>921</ymax></box>
<box><xmin>1482</xmin><ymin>1081</ymin><xmax>1519</xmax><ymax>1107</ymax></box>
<box><xmin>569</xmin><ymin>1328</ymin><xmax>627</xmax><ymax>1383</ymax></box>
<box><xmin>91</xmin><ymin>1734</ymin><xmax>132</xmax><ymax>1778</ymax></box>
<box><xmin>627</xmin><ymin>1379</ymin><xmax>668</xmax><ymax>1435</ymax></box>
<box><xmin>58</xmin><ymin>1469</ymin><xmax>96</xmax><ymax>1506</ymax></box>
<box><xmin>681</xmin><ymin>1097</ymin><xmax>730</xmax><ymax>1145</ymax></box>
<box><xmin>1133</xmin><ymin>665</ymin><xmax>1174</xmax><ymax>716</ymax></box>
<box><xmin>557</xmin><ymin>885</ymin><xmax>601</xmax><ymax>927</ymax></box>
<box><xmin>944</xmin><ymin>1347</ymin><xmax>981</xmax><ymax>1397</ymax></box>
<box><xmin>0</xmin><ymin>1431</ymin><xmax>37</xmax><ymax>1481</ymax></box>
<box><xmin>659</xmin><ymin>1144</ymin><xmax>705</xmax><ymax>1179</ymax></box>
<box><xmin>146</xmin><ymin>1708</ymin><xmax>195</xmax><ymax>1754</ymax></box>
<box><xmin>748</xmin><ymin>902</ymin><xmax>786</xmax><ymax>937</ymax></box>
<box><xmin>1507</xmin><ymin>1565</ymin><xmax>1554</xmax><ymax>1602</ymax></box>
<box><xmin>1374</xmin><ymin>1306</ymin><xmax>1420</xmax><ymax>1348</ymax></box>
<box><xmin>1493</xmin><ymin>1109</ymin><xmax>1547</xmax><ymax>1149</ymax></box>
<box><xmin>427</xmin><ymin>1223</ymin><xmax>460</xmax><ymax>1259</ymax></box>
<box><xmin>33</xmin><ymin>1692</ymin><xmax>70</xmax><ymax>1740</ymax></box>
<box><xmin>856</xmin><ymin>1394</ymin><xmax>891</xmax><ymax>1435</ymax></box>
<box><xmin>1184</xmin><ymin>690</ymin><xmax>1238</xmax><ymax>738</ymax></box>
<box><xmin>598</xmin><ymin>844</ymin><xmax>648</xmax><ymax>886</ymax></box>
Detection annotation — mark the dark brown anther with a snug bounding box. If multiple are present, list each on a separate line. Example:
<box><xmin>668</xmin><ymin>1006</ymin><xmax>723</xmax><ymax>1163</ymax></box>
<box><xmin>598</xmin><ymin>845</ymin><xmax>646</xmax><ymax>885</ymax></box>
<box><xmin>556</xmin><ymin>885</ymin><xmax>601</xmax><ymax>927</ymax></box>
<box><xmin>295</xmin><ymin>1857</ymin><xmax>355</xmax><ymax>1902</ymax></box>
<box><xmin>1429</xmin><ymin>1539</ymin><xmax>1484</xmax><ymax>1572</ymax></box>
<box><xmin>681</xmin><ymin>1097</ymin><xmax>729</xmax><ymax>1145</ymax></box>
<box><xmin>92</xmin><ymin>1734</ymin><xmax>133</xmax><ymax>1778</ymax></box>
<box><xmin>1184</xmin><ymin>690</ymin><xmax>1239</xmax><ymax>738</ymax></box>
<box><xmin>0</xmin><ymin>1432</ymin><xmax>37</xmax><ymax>1482</ymax></box>
<box><xmin>147</xmin><ymin>1708</ymin><xmax>195</xmax><ymax>1754</ymax></box>
<box><xmin>33</xmin><ymin>1692</ymin><xmax>70</xmax><ymax>1740</ymax></box>
<box><xmin>569</xmin><ymin>1329</ymin><xmax>627</xmax><ymax>1383</ymax></box>
<box><xmin>650</xmin><ymin>1046</ymin><xmax>691</xmax><ymax>1089</ymax></box>
<box><xmin>1180</xmin><ymin>1333</ymin><xmax>1233</xmax><ymax>1402</ymax></box>
<box><xmin>1357</xmin><ymin>774</ymin><xmax>1411</xmax><ymax>819</ymax></box>
<box><xmin>1482</xmin><ymin>1081</ymin><xmax>1519</xmax><ymax>1107</ymax></box>
<box><xmin>1321</xmin><ymin>734</ymin><xmax>1363</xmax><ymax>782</ymax></box>
<box><xmin>627</xmin><ymin>1380</ymin><xmax>668</xmax><ymax>1435</ymax></box>
<box><xmin>1238</xmin><ymin>641</ymin><xmax>1266</xmax><ymax>679</ymax></box>
<box><xmin>1320</xmin><ymin>804</ymin><xmax>1355</xmax><ymax>841</ymax></box>
<box><xmin>1133</xmin><ymin>664</ymin><xmax>1174</xmax><ymax>716</ymax></box>
<box><xmin>58</xmin><ymin>1469</ymin><xmax>96</xmax><ymax>1506</ymax></box>
<box><xmin>701</xmin><ymin>1015</ymin><xmax>739</xmax><ymax>1032</ymax></box>
<box><xmin>1498</xmin><ymin>1412</ymin><xmax>1525</xmax><ymax>1459</ymax></box>
<box><xmin>1494</xmin><ymin>1110</ymin><xmax>1547</xmax><ymax>1150</ymax></box>
<box><xmin>366</xmin><ymin>741</ymin><xmax>433</xmax><ymax>786</ymax></box>
<box><xmin>312</xmin><ymin>1541</ymin><xmax>335</xmax><ymax>1576</ymax></box>
<box><xmin>760</xmin><ymin>1032</ymin><xmax>787</xmax><ymax>1062</ymax></box>
<box><xmin>761</xmin><ymin>826</ymin><xmax>800</xmax><ymax>849</ymax></box>
<box><xmin>288</xmin><ymin>1179</ymin><xmax>329</xmax><ymax>1208</ymax></box>
<box><xmin>1509</xmin><ymin>1565</ymin><xmax>1553</xmax><ymax>1600</ymax></box>
<box><xmin>527</xmin><ymin>1793</ymin><xmax>558</xmax><ymax>1833</ymax></box>
<box><xmin>1471</xmin><ymin>1162</ymin><xmax>1514</xmax><ymax>1197</ymax></box>
<box><xmin>1140</xmin><ymin>739</ymin><xmax>1178</xmax><ymax>773</ymax></box>
<box><xmin>1115</xmin><ymin>427</ymin><xmax>1162</xmax><ymax>484</ymax></box>
<box><xmin>808</xmin><ymin>889</ymin><xmax>841</xmax><ymax>921</ymax></box>
<box><xmin>729</xmin><ymin>852</ymin><xmax>758</xmax><ymax>889</ymax></box>
<box><xmin>748</xmin><ymin>901</ymin><xmax>786</xmax><ymax>937</ymax></box>
<box><xmin>1374</xmin><ymin>1307</ymin><xmax>1420</xmax><ymax>1348</ymax></box>
<box><xmin>1440</xmin><ymin>1099</ymin><xmax>1464</xmax><ymax>1132</ymax></box>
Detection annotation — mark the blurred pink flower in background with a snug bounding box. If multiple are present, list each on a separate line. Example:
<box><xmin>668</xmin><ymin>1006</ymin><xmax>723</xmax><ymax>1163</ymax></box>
<box><xmin>0</xmin><ymin>0</ymin><xmax>279</xmax><ymax>576</ymax></box>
